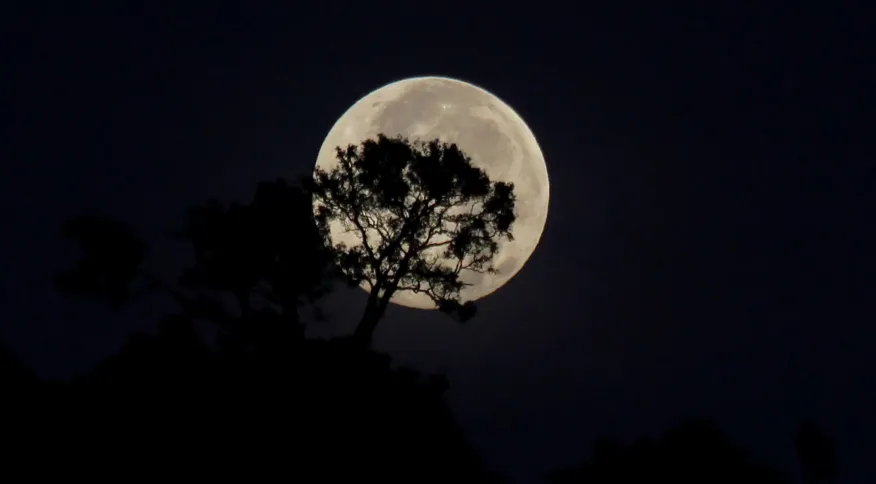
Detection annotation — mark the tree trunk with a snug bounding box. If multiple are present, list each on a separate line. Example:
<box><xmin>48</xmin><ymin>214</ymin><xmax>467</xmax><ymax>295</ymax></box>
<box><xmin>352</xmin><ymin>253</ymin><xmax>415</xmax><ymax>347</ymax></box>
<box><xmin>352</xmin><ymin>283</ymin><xmax>383</xmax><ymax>346</ymax></box>
<box><xmin>353</xmin><ymin>306</ymin><xmax>381</xmax><ymax>347</ymax></box>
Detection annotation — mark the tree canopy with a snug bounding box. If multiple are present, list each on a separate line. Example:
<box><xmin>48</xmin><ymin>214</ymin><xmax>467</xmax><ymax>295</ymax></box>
<box><xmin>548</xmin><ymin>420</ymin><xmax>790</xmax><ymax>484</ymax></box>
<box><xmin>310</xmin><ymin>134</ymin><xmax>516</xmax><ymax>345</ymax></box>
<box><xmin>55</xmin><ymin>178</ymin><xmax>336</xmax><ymax>351</ymax></box>
<box><xmin>45</xmin><ymin>177</ymin><xmax>501</xmax><ymax>482</ymax></box>
<box><xmin>9</xmin><ymin>170</ymin><xmax>840</xmax><ymax>484</ymax></box>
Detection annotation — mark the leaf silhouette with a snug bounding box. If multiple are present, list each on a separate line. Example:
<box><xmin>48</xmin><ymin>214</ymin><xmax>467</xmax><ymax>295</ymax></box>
<box><xmin>56</xmin><ymin>215</ymin><xmax>147</xmax><ymax>308</ymax></box>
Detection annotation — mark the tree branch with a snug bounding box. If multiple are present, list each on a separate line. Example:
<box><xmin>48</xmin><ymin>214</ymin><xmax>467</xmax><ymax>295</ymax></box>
<box><xmin>323</xmin><ymin>196</ymin><xmax>378</xmax><ymax>265</ymax></box>
<box><xmin>418</xmin><ymin>239</ymin><xmax>453</xmax><ymax>250</ymax></box>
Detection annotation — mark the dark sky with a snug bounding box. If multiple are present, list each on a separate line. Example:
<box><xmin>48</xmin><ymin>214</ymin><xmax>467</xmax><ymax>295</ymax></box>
<box><xmin>5</xmin><ymin>2</ymin><xmax>873</xmax><ymax>483</ymax></box>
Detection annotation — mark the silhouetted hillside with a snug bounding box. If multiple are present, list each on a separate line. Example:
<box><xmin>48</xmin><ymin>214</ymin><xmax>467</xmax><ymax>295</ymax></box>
<box><xmin>2</xmin><ymin>323</ymin><xmax>501</xmax><ymax>483</ymax></box>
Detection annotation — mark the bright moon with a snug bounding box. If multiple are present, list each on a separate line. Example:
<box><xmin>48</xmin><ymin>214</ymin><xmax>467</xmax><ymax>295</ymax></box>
<box><xmin>315</xmin><ymin>76</ymin><xmax>550</xmax><ymax>309</ymax></box>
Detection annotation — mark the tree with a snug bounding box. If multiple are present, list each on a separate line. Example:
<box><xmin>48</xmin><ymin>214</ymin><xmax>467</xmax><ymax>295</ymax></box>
<box><xmin>175</xmin><ymin>178</ymin><xmax>337</xmax><ymax>350</ymax></box>
<box><xmin>309</xmin><ymin>134</ymin><xmax>517</xmax><ymax>346</ymax></box>
<box><xmin>54</xmin><ymin>215</ymin><xmax>147</xmax><ymax>309</ymax></box>
<box><xmin>56</xmin><ymin>178</ymin><xmax>335</xmax><ymax>350</ymax></box>
<box><xmin>795</xmin><ymin>420</ymin><xmax>837</xmax><ymax>483</ymax></box>
<box><xmin>51</xmin><ymin>177</ymin><xmax>505</xmax><ymax>483</ymax></box>
<box><xmin>548</xmin><ymin>420</ymin><xmax>789</xmax><ymax>484</ymax></box>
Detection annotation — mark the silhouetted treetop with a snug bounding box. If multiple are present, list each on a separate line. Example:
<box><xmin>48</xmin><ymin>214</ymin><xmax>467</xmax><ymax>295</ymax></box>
<box><xmin>0</xmin><ymin>342</ymin><xmax>35</xmax><ymax>388</ymax></box>
<box><xmin>177</xmin><ymin>178</ymin><xmax>336</xmax><ymax>311</ymax></box>
<box><xmin>55</xmin><ymin>215</ymin><xmax>146</xmax><ymax>308</ymax></box>
<box><xmin>51</xmin><ymin>179</ymin><xmax>501</xmax><ymax>480</ymax></box>
<box><xmin>56</xmin><ymin>179</ymin><xmax>336</xmax><ymax>351</ymax></box>
<box><xmin>310</xmin><ymin>134</ymin><xmax>516</xmax><ymax>345</ymax></box>
<box><xmin>22</xmin><ymin>324</ymin><xmax>500</xmax><ymax>483</ymax></box>
<box><xmin>795</xmin><ymin>419</ymin><xmax>838</xmax><ymax>483</ymax></box>
<box><xmin>549</xmin><ymin>420</ymin><xmax>789</xmax><ymax>484</ymax></box>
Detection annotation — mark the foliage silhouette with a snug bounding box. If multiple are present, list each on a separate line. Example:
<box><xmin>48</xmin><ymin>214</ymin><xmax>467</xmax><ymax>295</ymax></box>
<box><xmin>55</xmin><ymin>215</ymin><xmax>147</xmax><ymax>308</ymax></box>
<box><xmin>45</xmin><ymin>177</ymin><xmax>504</xmax><ymax>482</ymax></box>
<box><xmin>3</xmin><ymin>328</ymin><xmax>501</xmax><ymax>482</ymax></box>
<box><xmin>548</xmin><ymin>420</ymin><xmax>791</xmax><ymax>484</ymax></box>
<box><xmin>795</xmin><ymin>419</ymin><xmax>838</xmax><ymax>483</ymax></box>
<box><xmin>41</xmin><ymin>173</ymin><xmax>841</xmax><ymax>484</ymax></box>
<box><xmin>176</xmin><ymin>178</ymin><xmax>335</xmax><ymax>310</ymax></box>
<box><xmin>57</xmin><ymin>179</ymin><xmax>336</xmax><ymax>349</ymax></box>
<box><xmin>310</xmin><ymin>134</ymin><xmax>516</xmax><ymax>345</ymax></box>
<box><xmin>0</xmin><ymin>342</ymin><xmax>35</xmax><ymax>387</ymax></box>
<box><xmin>174</xmin><ymin>178</ymin><xmax>337</xmax><ymax>350</ymax></box>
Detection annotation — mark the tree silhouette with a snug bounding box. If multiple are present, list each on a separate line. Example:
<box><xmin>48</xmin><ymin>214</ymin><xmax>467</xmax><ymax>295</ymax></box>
<box><xmin>795</xmin><ymin>420</ymin><xmax>838</xmax><ymax>483</ymax></box>
<box><xmin>548</xmin><ymin>420</ymin><xmax>790</xmax><ymax>484</ymax></box>
<box><xmin>0</xmin><ymin>342</ymin><xmax>35</xmax><ymax>388</ymax></box>
<box><xmin>54</xmin><ymin>215</ymin><xmax>147</xmax><ymax>308</ymax></box>
<box><xmin>46</xmin><ymin>171</ymin><xmax>841</xmax><ymax>484</ymax></box>
<box><xmin>56</xmin><ymin>178</ymin><xmax>336</xmax><ymax>349</ymax></box>
<box><xmin>174</xmin><ymin>178</ymin><xmax>337</xmax><ymax>350</ymax></box>
<box><xmin>49</xmin><ymin>176</ymin><xmax>505</xmax><ymax>483</ymax></box>
<box><xmin>310</xmin><ymin>134</ymin><xmax>516</xmax><ymax>346</ymax></box>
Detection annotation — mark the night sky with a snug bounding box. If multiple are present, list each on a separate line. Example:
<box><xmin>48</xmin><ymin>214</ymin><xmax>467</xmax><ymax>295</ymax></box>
<box><xmin>5</xmin><ymin>3</ymin><xmax>873</xmax><ymax>483</ymax></box>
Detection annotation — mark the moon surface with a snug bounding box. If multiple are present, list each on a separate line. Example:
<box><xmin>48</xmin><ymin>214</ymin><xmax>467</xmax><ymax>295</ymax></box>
<box><xmin>315</xmin><ymin>76</ymin><xmax>550</xmax><ymax>309</ymax></box>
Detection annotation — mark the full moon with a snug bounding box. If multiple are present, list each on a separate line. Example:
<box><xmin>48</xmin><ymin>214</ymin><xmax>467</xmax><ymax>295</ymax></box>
<box><xmin>315</xmin><ymin>76</ymin><xmax>550</xmax><ymax>309</ymax></box>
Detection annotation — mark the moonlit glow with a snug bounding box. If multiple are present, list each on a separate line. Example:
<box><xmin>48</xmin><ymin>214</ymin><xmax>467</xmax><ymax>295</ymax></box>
<box><xmin>315</xmin><ymin>76</ymin><xmax>550</xmax><ymax>309</ymax></box>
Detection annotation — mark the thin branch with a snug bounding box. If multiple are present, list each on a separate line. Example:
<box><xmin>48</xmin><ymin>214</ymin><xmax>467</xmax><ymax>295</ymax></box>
<box><xmin>418</xmin><ymin>239</ymin><xmax>453</xmax><ymax>250</ymax></box>
<box><xmin>321</xmin><ymin>196</ymin><xmax>378</xmax><ymax>264</ymax></box>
